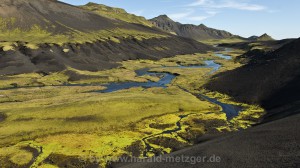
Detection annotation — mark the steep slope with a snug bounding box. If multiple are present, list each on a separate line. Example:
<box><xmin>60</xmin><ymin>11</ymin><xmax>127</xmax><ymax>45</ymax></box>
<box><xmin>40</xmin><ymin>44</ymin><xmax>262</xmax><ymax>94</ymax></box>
<box><xmin>0</xmin><ymin>0</ymin><xmax>170</xmax><ymax>45</ymax></box>
<box><xmin>115</xmin><ymin>113</ymin><xmax>300</xmax><ymax>168</ymax></box>
<box><xmin>219</xmin><ymin>39</ymin><xmax>294</xmax><ymax>51</ymax></box>
<box><xmin>149</xmin><ymin>15</ymin><xmax>180</xmax><ymax>35</ymax></box>
<box><xmin>205</xmin><ymin>38</ymin><xmax>300</xmax><ymax>120</ymax></box>
<box><xmin>150</xmin><ymin>15</ymin><xmax>236</xmax><ymax>41</ymax></box>
<box><xmin>80</xmin><ymin>2</ymin><xmax>152</xmax><ymax>27</ymax></box>
<box><xmin>0</xmin><ymin>0</ymin><xmax>213</xmax><ymax>75</ymax></box>
<box><xmin>0</xmin><ymin>0</ymin><xmax>116</xmax><ymax>34</ymax></box>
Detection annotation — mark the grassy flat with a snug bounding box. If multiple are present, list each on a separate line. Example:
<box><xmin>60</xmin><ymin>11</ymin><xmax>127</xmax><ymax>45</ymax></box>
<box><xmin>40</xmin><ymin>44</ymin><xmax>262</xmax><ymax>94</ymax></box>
<box><xmin>0</xmin><ymin>50</ymin><xmax>264</xmax><ymax>167</ymax></box>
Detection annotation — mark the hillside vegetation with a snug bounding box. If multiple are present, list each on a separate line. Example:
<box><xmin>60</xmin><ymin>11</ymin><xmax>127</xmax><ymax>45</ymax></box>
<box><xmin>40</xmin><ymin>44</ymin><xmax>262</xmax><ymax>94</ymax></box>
<box><xmin>80</xmin><ymin>3</ymin><xmax>153</xmax><ymax>27</ymax></box>
<box><xmin>0</xmin><ymin>0</ymin><xmax>212</xmax><ymax>75</ymax></box>
<box><xmin>0</xmin><ymin>1</ymin><xmax>165</xmax><ymax>49</ymax></box>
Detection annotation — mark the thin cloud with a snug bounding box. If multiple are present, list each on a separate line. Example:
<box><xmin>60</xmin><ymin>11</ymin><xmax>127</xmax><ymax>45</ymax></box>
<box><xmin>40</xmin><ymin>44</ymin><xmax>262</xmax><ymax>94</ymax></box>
<box><xmin>189</xmin><ymin>0</ymin><xmax>214</xmax><ymax>6</ymax></box>
<box><xmin>188</xmin><ymin>10</ymin><xmax>218</xmax><ymax>21</ymax></box>
<box><xmin>166</xmin><ymin>0</ymin><xmax>267</xmax><ymax>23</ymax></box>
<box><xmin>188</xmin><ymin>0</ymin><xmax>266</xmax><ymax>11</ymax></box>
<box><xmin>168</xmin><ymin>9</ymin><xmax>218</xmax><ymax>22</ymax></box>
<box><xmin>168</xmin><ymin>10</ymin><xmax>194</xmax><ymax>20</ymax></box>
<box><xmin>188</xmin><ymin>16</ymin><xmax>211</xmax><ymax>21</ymax></box>
<box><xmin>206</xmin><ymin>11</ymin><xmax>219</xmax><ymax>15</ymax></box>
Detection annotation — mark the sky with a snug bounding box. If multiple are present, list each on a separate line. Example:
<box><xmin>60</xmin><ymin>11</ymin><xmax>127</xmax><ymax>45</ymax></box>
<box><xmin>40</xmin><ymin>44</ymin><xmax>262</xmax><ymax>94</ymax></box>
<box><xmin>60</xmin><ymin>0</ymin><xmax>299</xmax><ymax>39</ymax></box>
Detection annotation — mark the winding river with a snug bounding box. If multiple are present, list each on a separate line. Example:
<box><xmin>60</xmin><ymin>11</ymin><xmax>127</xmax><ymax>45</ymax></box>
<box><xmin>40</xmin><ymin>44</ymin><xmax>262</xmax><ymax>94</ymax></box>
<box><xmin>97</xmin><ymin>48</ymin><xmax>243</xmax><ymax>156</ymax></box>
<box><xmin>1</xmin><ymin>48</ymin><xmax>241</xmax><ymax>119</ymax></box>
<box><xmin>1</xmin><ymin>48</ymin><xmax>243</xmax><ymax>158</ymax></box>
<box><xmin>99</xmin><ymin>60</ymin><xmax>220</xmax><ymax>93</ymax></box>
<box><xmin>99</xmin><ymin>49</ymin><xmax>242</xmax><ymax>120</ymax></box>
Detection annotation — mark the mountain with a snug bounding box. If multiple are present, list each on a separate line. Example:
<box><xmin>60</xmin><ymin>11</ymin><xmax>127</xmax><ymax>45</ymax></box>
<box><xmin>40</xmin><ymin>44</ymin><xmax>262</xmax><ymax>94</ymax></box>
<box><xmin>247</xmin><ymin>35</ymin><xmax>259</xmax><ymax>41</ymax></box>
<box><xmin>248</xmin><ymin>33</ymin><xmax>274</xmax><ymax>41</ymax></box>
<box><xmin>219</xmin><ymin>39</ymin><xmax>294</xmax><ymax>51</ymax></box>
<box><xmin>0</xmin><ymin>0</ymin><xmax>212</xmax><ymax>75</ymax></box>
<box><xmin>257</xmin><ymin>33</ymin><xmax>274</xmax><ymax>41</ymax></box>
<box><xmin>150</xmin><ymin>15</ymin><xmax>237</xmax><ymax>41</ymax></box>
<box><xmin>80</xmin><ymin>2</ymin><xmax>152</xmax><ymax>27</ymax></box>
<box><xmin>149</xmin><ymin>15</ymin><xmax>179</xmax><ymax>35</ymax></box>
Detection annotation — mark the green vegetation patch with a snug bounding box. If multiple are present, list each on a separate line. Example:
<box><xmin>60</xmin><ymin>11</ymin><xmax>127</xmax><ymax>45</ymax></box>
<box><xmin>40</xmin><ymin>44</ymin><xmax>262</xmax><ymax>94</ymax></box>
<box><xmin>200</xmin><ymin>37</ymin><xmax>246</xmax><ymax>45</ymax></box>
<box><xmin>0</xmin><ymin>17</ymin><xmax>167</xmax><ymax>49</ymax></box>
<box><xmin>81</xmin><ymin>3</ymin><xmax>153</xmax><ymax>27</ymax></box>
<box><xmin>0</xmin><ymin>49</ymin><xmax>265</xmax><ymax>167</ymax></box>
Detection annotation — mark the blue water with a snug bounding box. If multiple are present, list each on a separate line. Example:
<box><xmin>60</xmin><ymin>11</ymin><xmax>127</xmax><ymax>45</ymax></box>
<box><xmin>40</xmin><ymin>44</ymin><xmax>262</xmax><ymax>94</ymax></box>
<box><xmin>199</xmin><ymin>94</ymin><xmax>242</xmax><ymax>120</ymax></box>
<box><xmin>0</xmin><ymin>49</ymin><xmax>242</xmax><ymax>120</ymax></box>
<box><xmin>215</xmin><ymin>53</ymin><xmax>232</xmax><ymax>60</ymax></box>
<box><xmin>98</xmin><ymin>51</ymin><xmax>242</xmax><ymax>120</ymax></box>
<box><xmin>100</xmin><ymin>71</ymin><xmax>176</xmax><ymax>93</ymax></box>
<box><xmin>214</xmin><ymin>48</ymin><xmax>232</xmax><ymax>60</ymax></box>
<box><xmin>99</xmin><ymin>60</ymin><xmax>221</xmax><ymax>93</ymax></box>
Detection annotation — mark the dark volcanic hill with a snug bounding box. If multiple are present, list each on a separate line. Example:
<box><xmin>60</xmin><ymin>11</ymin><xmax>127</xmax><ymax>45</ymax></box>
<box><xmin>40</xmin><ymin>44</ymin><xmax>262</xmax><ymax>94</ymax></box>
<box><xmin>0</xmin><ymin>0</ymin><xmax>212</xmax><ymax>75</ymax></box>
<box><xmin>247</xmin><ymin>33</ymin><xmax>274</xmax><ymax>41</ymax></box>
<box><xmin>0</xmin><ymin>0</ymin><xmax>116</xmax><ymax>32</ymax></box>
<box><xmin>206</xmin><ymin>38</ymin><xmax>300</xmax><ymax>120</ymax></box>
<box><xmin>150</xmin><ymin>15</ymin><xmax>237</xmax><ymax>41</ymax></box>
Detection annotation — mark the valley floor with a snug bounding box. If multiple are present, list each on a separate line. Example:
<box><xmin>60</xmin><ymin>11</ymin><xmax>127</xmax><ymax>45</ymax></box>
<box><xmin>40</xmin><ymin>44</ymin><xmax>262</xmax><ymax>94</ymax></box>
<box><xmin>0</xmin><ymin>49</ymin><xmax>264</xmax><ymax>167</ymax></box>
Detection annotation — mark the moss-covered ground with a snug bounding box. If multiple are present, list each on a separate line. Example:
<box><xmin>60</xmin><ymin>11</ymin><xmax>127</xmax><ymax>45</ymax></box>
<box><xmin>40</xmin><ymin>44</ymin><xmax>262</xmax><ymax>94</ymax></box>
<box><xmin>0</xmin><ymin>49</ymin><xmax>265</xmax><ymax>167</ymax></box>
<box><xmin>200</xmin><ymin>37</ymin><xmax>246</xmax><ymax>45</ymax></box>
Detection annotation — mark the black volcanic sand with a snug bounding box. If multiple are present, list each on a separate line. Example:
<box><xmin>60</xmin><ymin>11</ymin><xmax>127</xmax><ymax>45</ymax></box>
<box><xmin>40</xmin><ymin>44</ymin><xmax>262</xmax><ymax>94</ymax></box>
<box><xmin>0</xmin><ymin>37</ymin><xmax>212</xmax><ymax>75</ymax></box>
<box><xmin>0</xmin><ymin>113</ymin><xmax>6</xmax><ymax>122</ymax></box>
<box><xmin>114</xmin><ymin>113</ymin><xmax>300</xmax><ymax>168</ymax></box>
<box><xmin>206</xmin><ymin>38</ymin><xmax>300</xmax><ymax>113</ymax></box>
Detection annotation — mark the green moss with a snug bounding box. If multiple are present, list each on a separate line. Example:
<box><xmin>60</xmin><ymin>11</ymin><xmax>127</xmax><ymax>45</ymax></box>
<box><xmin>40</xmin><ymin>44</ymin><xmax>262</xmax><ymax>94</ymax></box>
<box><xmin>62</xmin><ymin>48</ymin><xmax>69</xmax><ymax>53</ymax></box>
<box><xmin>200</xmin><ymin>37</ymin><xmax>245</xmax><ymax>45</ymax></box>
<box><xmin>0</xmin><ymin>85</ymin><xmax>216</xmax><ymax>166</ymax></box>
<box><xmin>0</xmin><ymin>145</ymin><xmax>33</xmax><ymax>166</ymax></box>
<box><xmin>0</xmin><ymin>49</ymin><xmax>265</xmax><ymax>167</ymax></box>
<box><xmin>9</xmin><ymin>151</ymin><xmax>33</xmax><ymax>166</ymax></box>
<box><xmin>0</xmin><ymin>72</ymin><xmax>71</xmax><ymax>89</ymax></box>
<box><xmin>153</xmin><ymin>46</ymin><xmax>169</xmax><ymax>51</ymax></box>
<box><xmin>202</xmin><ymin>91</ymin><xmax>265</xmax><ymax>130</ymax></box>
<box><xmin>81</xmin><ymin>3</ymin><xmax>153</xmax><ymax>27</ymax></box>
<box><xmin>0</xmin><ymin>17</ymin><xmax>167</xmax><ymax>49</ymax></box>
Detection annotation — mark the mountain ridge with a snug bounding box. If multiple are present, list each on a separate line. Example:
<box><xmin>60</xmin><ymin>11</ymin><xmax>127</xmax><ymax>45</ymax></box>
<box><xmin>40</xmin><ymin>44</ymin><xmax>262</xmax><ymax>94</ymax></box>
<box><xmin>247</xmin><ymin>33</ymin><xmax>274</xmax><ymax>41</ymax></box>
<box><xmin>150</xmin><ymin>14</ymin><xmax>237</xmax><ymax>41</ymax></box>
